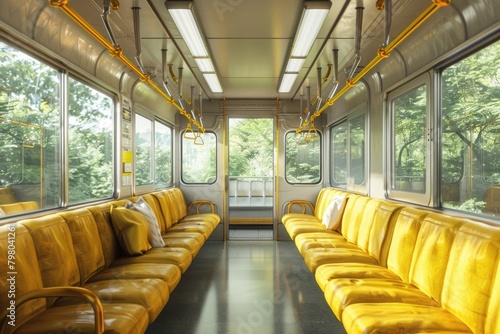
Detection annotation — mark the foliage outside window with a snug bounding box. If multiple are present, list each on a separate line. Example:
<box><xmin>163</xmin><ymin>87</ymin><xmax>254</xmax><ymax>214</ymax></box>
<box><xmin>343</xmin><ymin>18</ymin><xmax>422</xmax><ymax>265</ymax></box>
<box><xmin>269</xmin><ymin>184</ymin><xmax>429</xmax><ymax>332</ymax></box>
<box><xmin>285</xmin><ymin>131</ymin><xmax>321</xmax><ymax>184</ymax></box>
<box><xmin>441</xmin><ymin>41</ymin><xmax>500</xmax><ymax>215</ymax></box>
<box><xmin>182</xmin><ymin>131</ymin><xmax>217</xmax><ymax>184</ymax></box>
<box><xmin>135</xmin><ymin>114</ymin><xmax>153</xmax><ymax>186</ymax></box>
<box><xmin>229</xmin><ymin>118</ymin><xmax>273</xmax><ymax>178</ymax></box>
<box><xmin>68</xmin><ymin>77</ymin><xmax>113</xmax><ymax>204</ymax></box>
<box><xmin>154</xmin><ymin>120</ymin><xmax>173</xmax><ymax>188</ymax></box>
<box><xmin>330</xmin><ymin>110</ymin><xmax>366</xmax><ymax>191</ymax></box>
<box><xmin>0</xmin><ymin>41</ymin><xmax>115</xmax><ymax>216</ymax></box>
<box><xmin>390</xmin><ymin>85</ymin><xmax>427</xmax><ymax>193</ymax></box>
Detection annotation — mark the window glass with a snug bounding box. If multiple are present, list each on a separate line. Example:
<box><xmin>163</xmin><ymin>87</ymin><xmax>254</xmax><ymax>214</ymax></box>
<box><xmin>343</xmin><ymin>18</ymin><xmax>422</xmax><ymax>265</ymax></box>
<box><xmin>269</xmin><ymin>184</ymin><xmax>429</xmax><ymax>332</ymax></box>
<box><xmin>330</xmin><ymin>109</ymin><xmax>367</xmax><ymax>191</ymax></box>
<box><xmin>349</xmin><ymin>113</ymin><xmax>366</xmax><ymax>186</ymax></box>
<box><xmin>391</xmin><ymin>85</ymin><xmax>427</xmax><ymax>193</ymax></box>
<box><xmin>330</xmin><ymin>122</ymin><xmax>348</xmax><ymax>187</ymax></box>
<box><xmin>68</xmin><ymin>77</ymin><xmax>113</xmax><ymax>204</ymax></box>
<box><xmin>0</xmin><ymin>41</ymin><xmax>60</xmax><ymax>214</ymax></box>
<box><xmin>155</xmin><ymin>120</ymin><xmax>173</xmax><ymax>188</ymax></box>
<box><xmin>182</xmin><ymin>131</ymin><xmax>217</xmax><ymax>183</ymax></box>
<box><xmin>135</xmin><ymin>114</ymin><xmax>153</xmax><ymax>186</ymax></box>
<box><xmin>285</xmin><ymin>131</ymin><xmax>321</xmax><ymax>184</ymax></box>
<box><xmin>441</xmin><ymin>41</ymin><xmax>500</xmax><ymax>215</ymax></box>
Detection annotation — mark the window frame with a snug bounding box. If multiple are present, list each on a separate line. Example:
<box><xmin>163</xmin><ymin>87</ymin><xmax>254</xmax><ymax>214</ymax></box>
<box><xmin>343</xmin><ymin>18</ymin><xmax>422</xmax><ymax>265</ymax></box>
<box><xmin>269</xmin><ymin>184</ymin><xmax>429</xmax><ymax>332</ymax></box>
<box><xmin>386</xmin><ymin>73</ymin><xmax>433</xmax><ymax>206</ymax></box>
<box><xmin>284</xmin><ymin>130</ymin><xmax>322</xmax><ymax>185</ymax></box>
<box><xmin>134</xmin><ymin>108</ymin><xmax>174</xmax><ymax>194</ymax></box>
<box><xmin>329</xmin><ymin>104</ymin><xmax>368</xmax><ymax>194</ymax></box>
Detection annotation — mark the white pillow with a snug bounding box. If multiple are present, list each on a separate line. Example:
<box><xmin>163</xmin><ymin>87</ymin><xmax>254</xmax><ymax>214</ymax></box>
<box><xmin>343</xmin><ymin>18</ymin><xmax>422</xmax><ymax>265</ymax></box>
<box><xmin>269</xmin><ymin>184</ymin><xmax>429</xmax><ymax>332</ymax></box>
<box><xmin>322</xmin><ymin>196</ymin><xmax>347</xmax><ymax>230</ymax></box>
<box><xmin>126</xmin><ymin>197</ymin><xmax>165</xmax><ymax>247</ymax></box>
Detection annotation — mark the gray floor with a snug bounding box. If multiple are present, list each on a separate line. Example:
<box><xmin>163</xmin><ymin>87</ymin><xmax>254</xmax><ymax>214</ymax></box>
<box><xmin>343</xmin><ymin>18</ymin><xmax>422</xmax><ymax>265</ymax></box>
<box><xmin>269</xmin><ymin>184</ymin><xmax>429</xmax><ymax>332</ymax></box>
<box><xmin>146</xmin><ymin>238</ymin><xmax>347</xmax><ymax>334</ymax></box>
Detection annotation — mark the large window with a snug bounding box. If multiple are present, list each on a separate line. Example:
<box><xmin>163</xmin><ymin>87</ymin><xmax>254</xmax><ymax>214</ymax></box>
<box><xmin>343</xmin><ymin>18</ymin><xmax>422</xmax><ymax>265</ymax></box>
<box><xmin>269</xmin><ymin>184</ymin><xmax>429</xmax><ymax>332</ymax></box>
<box><xmin>182</xmin><ymin>131</ymin><xmax>217</xmax><ymax>184</ymax></box>
<box><xmin>135</xmin><ymin>113</ymin><xmax>153</xmax><ymax>186</ymax></box>
<box><xmin>68</xmin><ymin>77</ymin><xmax>113</xmax><ymax>204</ymax></box>
<box><xmin>155</xmin><ymin>120</ymin><xmax>173</xmax><ymax>188</ymax></box>
<box><xmin>391</xmin><ymin>85</ymin><xmax>427</xmax><ymax>193</ymax></box>
<box><xmin>285</xmin><ymin>131</ymin><xmax>321</xmax><ymax>184</ymax></box>
<box><xmin>135</xmin><ymin>114</ymin><xmax>173</xmax><ymax>190</ymax></box>
<box><xmin>0</xmin><ymin>41</ymin><xmax>114</xmax><ymax>216</ymax></box>
<box><xmin>330</xmin><ymin>107</ymin><xmax>367</xmax><ymax>192</ymax></box>
<box><xmin>441</xmin><ymin>41</ymin><xmax>500</xmax><ymax>216</ymax></box>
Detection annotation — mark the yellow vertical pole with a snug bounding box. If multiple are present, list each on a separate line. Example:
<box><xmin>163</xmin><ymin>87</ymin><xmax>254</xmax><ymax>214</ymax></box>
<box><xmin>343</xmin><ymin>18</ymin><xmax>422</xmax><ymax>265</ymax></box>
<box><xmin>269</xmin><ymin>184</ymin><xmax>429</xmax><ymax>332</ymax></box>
<box><xmin>222</xmin><ymin>98</ymin><xmax>227</xmax><ymax>241</ymax></box>
<box><xmin>275</xmin><ymin>97</ymin><xmax>280</xmax><ymax>240</ymax></box>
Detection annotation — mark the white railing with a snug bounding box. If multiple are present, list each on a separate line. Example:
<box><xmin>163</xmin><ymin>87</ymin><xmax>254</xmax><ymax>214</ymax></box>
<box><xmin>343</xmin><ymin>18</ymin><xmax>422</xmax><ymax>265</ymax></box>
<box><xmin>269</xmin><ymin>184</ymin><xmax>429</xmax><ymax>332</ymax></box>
<box><xmin>229</xmin><ymin>176</ymin><xmax>273</xmax><ymax>207</ymax></box>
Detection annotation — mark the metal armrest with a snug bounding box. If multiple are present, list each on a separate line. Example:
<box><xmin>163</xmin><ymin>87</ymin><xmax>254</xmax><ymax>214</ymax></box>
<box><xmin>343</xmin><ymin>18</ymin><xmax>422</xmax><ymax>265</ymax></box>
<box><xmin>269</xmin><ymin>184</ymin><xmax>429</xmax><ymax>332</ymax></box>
<box><xmin>0</xmin><ymin>287</ymin><xmax>104</xmax><ymax>334</ymax></box>
<box><xmin>284</xmin><ymin>200</ymin><xmax>315</xmax><ymax>215</ymax></box>
<box><xmin>187</xmin><ymin>200</ymin><xmax>216</xmax><ymax>214</ymax></box>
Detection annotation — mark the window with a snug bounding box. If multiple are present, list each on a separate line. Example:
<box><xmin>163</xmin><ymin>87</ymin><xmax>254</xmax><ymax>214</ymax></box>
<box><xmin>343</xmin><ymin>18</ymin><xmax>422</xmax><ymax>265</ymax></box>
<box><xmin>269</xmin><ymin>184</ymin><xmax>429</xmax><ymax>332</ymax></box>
<box><xmin>391</xmin><ymin>85</ymin><xmax>427</xmax><ymax>193</ymax></box>
<box><xmin>135</xmin><ymin>114</ymin><xmax>153</xmax><ymax>186</ymax></box>
<box><xmin>155</xmin><ymin>120</ymin><xmax>173</xmax><ymax>188</ymax></box>
<box><xmin>330</xmin><ymin>107</ymin><xmax>367</xmax><ymax>192</ymax></box>
<box><xmin>68</xmin><ymin>77</ymin><xmax>113</xmax><ymax>204</ymax></box>
<box><xmin>0</xmin><ymin>40</ymin><xmax>115</xmax><ymax>216</ymax></box>
<box><xmin>134</xmin><ymin>114</ymin><xmax>173</xmax><ymax>190</ymax></box>
<box><xmin>441</xmin><ymin>41</ymin><xmax>500</xmax><ymax>216</ymax></box>
<box><xmin>182</xmin><ymin>131</ymin><xmax>217</xmax><ymax>184</ymax></box>
<box><xmin>285</xmin><ymin>131</ymin><xmax>321</xmax><ymax>184</ymax></box>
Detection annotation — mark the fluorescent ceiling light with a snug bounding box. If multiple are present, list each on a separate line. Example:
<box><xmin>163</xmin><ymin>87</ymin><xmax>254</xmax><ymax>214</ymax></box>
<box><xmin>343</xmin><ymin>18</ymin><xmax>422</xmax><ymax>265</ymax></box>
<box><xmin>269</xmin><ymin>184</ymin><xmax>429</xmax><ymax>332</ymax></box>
<box><xmin>203</xmin><ymin>73</ymin><xmax>223</xmax><ymax>93</ymax></box>
<box><xmin>277</xmin><ymin>1</ymin><xmax>331</xmax><ymax>94</ymax></box>
<box><xmin>291</xmin><ymin>2</ymin><xmax>331</xmax><ymax>57</ymax></box>
<box><xmin>167</xmin><ymin>7</ymin><xmax>208</xmax><ymax>57</ymax></box>
<box><xmin>286</xmin><ymin>58</ymin><xmax>305</xmax><ymax>72</ymax></box>
<box><xmin>195</xmin><ymin>58</ymin><xmax>215</xmax><ymax>72</ymax></box>
<box><xmin>278</xmin><ymin>73</ymin><xmax>298</xmax><ymax>93</ymax></box>
<box><xmin>166</xmin><ymin>1</ymin><xmax>223</xmax><ymax>94</ymax></box>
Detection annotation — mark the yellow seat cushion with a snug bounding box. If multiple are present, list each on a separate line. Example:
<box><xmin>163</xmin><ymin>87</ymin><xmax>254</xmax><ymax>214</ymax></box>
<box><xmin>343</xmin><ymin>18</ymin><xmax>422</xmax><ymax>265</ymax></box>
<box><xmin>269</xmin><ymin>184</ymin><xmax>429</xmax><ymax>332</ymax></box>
<box><xmin>315</xmin><ymin>263</ymin><xmax>402</xmax><ymax>292</ymax></box>
<box><xmin>342</xmin><ymin>303</ymin><xmax>473</xmax><ymax>334</ymax></box>
<box><xmin>325</xmin><ymin>278</ymin><xmax>438</xmax><ymax>319</ymax></box>
<box><xmin>15</xmin><ymin>303</ymin><xmax>149</xmax><ymax>334</ymax></box>
<box><xmin>110</xmin><ymin>205</ymin><xmax>152</xmax><ymax>256</ymax></box>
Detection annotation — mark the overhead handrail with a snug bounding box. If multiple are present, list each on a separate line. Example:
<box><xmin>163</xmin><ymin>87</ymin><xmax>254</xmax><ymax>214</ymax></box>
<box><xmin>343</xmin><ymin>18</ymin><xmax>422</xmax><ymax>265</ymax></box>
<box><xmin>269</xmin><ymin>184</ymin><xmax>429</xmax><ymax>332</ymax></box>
<box><xmin>161</xmin><ymin>48</ymin><xmax>173</xmax><ymax>96</ymax></box>
<box><xmin>296</xmin><ymin>0</ymin><xmax>451</xmax><ymax>133</ymax></box>
<box><xmin>132</xmin><ymin>6</ymin><xmax>146</xmax><ymax>74</ymax></box>
<box><xmin>377</xmin><ymin>0</ymin><xmax>393</xmax><ymax>47</ymax></box>
<box><xmin>50</xmin><ymin>0</ymin><xmax>204</xmax><ymax>132</ymax></box>
<box><xmin>326</xmin><ymin>49</ymin><xmax>340</xmax><ymax>100</ymax></box>
<box><xmin>101</xmin><ymin>0</ymin><xmax>119</xmax><ymax>48</ymax></box>
<box><xmin>347</xmin><ymin>6</ymin><xmax>364</xmax><ymax>79</ymax></box>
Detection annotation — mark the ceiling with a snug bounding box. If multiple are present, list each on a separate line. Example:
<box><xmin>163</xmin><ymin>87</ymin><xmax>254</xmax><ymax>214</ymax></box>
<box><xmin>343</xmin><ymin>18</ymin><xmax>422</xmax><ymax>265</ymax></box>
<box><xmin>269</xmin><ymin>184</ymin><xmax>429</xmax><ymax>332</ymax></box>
<box><xmin>69</xmin><ymin>0</ymin><xmax>425</xmax><ymax>102</ymax></box>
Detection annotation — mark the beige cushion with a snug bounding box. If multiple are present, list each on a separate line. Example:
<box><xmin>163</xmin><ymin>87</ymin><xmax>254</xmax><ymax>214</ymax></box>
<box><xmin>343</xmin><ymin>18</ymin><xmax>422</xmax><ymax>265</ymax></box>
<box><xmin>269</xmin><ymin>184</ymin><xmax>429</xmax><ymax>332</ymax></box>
<box><xmin>110</xmin><ymin>205</ymin><xmax>152</xmax><ymax>256</ymax></box>
<box><xmin>322</xmin><ymin>196</ymin><xmax>347</xmax><ymax>230</ymax></box>
<box><xmin>126</xmin><ymin>197</ymin><xmax>165</xmax><ymax>248</ymax></box>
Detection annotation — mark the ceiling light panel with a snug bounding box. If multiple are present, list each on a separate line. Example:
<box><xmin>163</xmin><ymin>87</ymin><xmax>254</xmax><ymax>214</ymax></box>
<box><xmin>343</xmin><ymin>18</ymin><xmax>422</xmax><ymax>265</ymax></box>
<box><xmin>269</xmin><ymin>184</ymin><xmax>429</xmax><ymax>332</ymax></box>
<box><xmin>166</xmin><ymin>1</ymin><xmax>223</xmax><ymax>93</ymax></box>
<box><xmin>278</xmin><ymin>73</ymin><xmax>299</xmax><ymax>93</ymax></box>
<box><xmin>277</xmin><ymin>1</ymin><xmax>331</xmax><ymax>93</ymax></box>
<box><xmin>195</xmin><ymin>58</ymin><xmax>215</xmax><ymax>72</ymax></box>
<box><xmin>203</xmin><ymin>73</ymin><xmax>223</xmax><ymax>93</ymax></box>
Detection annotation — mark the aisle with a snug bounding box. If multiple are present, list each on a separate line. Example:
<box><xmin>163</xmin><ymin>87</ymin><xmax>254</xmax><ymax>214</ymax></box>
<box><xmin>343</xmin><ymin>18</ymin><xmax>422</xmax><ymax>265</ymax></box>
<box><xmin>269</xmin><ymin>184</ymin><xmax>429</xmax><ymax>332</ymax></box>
<box><xmin>146</xmin><ymin>240</ymin><xmax>347</xmax><ymax>334</ymax></box>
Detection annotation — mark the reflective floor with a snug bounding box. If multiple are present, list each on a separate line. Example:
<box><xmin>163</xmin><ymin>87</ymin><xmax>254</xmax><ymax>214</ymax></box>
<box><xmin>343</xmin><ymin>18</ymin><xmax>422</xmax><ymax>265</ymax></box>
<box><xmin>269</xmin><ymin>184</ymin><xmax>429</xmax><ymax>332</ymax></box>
<box><xmin>146</xmin><ymin>239</ymin><xmax>347</xmax><ymax>334</ymax></box>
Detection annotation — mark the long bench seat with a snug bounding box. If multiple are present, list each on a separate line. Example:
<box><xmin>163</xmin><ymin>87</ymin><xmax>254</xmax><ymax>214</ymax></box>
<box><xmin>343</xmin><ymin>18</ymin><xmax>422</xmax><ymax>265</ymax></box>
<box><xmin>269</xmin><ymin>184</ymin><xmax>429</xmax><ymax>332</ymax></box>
<box><xmin>0</xmin><ymin>188</ymin><xmax>220</xmax><ymax>334</ymax></box>
<box><xmin>282</xmin><ymin>187</ymin><xmax>500</xmax><ymax>334</ymax></box>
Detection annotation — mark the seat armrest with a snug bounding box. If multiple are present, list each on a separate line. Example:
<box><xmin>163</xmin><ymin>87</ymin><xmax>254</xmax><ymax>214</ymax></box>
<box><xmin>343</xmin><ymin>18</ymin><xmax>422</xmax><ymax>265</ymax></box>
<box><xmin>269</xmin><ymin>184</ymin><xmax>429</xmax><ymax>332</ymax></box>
<box><xmin>1</xmin><ymin>287</ymin><xmax>104</xmax><ymax>334</ymax></box>
<box><xmin>187</xmin><ymin>200</ymin><xmax>217</xmax><ymax>214</ymax></box>
<box><xmin>284</xmin><ymin>200</ymin><xmax>315</xmax><ymax>215</ymax></box>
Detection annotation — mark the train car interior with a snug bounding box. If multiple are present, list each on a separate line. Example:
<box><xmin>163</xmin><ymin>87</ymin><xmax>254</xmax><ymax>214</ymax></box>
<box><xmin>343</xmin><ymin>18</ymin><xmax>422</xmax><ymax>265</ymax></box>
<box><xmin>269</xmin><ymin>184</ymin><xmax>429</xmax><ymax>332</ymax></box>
<box><xmin>1</xmin><ymin>0</ymin><xmax>499</xmax><ymax>333</ymax></box>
